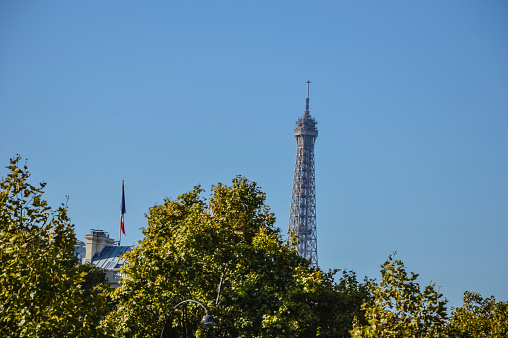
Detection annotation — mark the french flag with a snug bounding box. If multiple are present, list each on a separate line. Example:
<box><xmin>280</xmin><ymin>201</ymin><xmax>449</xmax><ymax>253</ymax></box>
<box><xmin>120</xmin><ymin>180</ymin><xmax>126</xmax><ymax>235</ymax></box>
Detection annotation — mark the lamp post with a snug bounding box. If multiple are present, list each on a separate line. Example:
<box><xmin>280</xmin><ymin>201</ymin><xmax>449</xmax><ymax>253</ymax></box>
<box><xmin>160</xmin><ymin>299</ymin><xmax>214</xmax><ymax>338</ymax></box>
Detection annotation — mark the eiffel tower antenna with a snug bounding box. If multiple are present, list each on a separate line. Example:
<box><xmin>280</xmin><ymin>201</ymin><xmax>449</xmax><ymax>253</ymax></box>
<box><xmin>305</xmin><ymin>80</ymin><xmax>310</xmax><ymax>112</ymax></box>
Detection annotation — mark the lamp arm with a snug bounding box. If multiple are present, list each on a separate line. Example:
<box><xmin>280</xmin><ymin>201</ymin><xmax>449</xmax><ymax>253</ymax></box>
<box><xmin>173</xmin><ymin>299</ymin><xmax>209</xmax><ymax>315</ymax></box>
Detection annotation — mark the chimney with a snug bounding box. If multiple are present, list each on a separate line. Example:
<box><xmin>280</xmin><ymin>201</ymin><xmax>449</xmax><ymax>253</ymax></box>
<box><xmin>85</xmin><ymin>230</ymin><xmax>116</xmax><ymax>260</ymax></box>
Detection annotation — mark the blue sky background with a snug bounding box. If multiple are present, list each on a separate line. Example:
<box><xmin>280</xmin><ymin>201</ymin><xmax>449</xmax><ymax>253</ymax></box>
<box><xmin>1</xmin><ymin>0</ymin><xmax>507</xmax><ymax>309</ymax></box>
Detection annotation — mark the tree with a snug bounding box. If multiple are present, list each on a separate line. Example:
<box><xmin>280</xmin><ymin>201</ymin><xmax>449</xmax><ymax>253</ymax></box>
<box><xmin>447</xmin><ymin>291</ymin><xmax>508</xmax><ymax>337</ymax></box>
<box><xmin>77</xmin><ymin>262</ymin><xmax>115</xmax><ymax>337</ymax></box>
<box><xmin>350</xmin><ymin>254</ymin><xmax>448</xmax><ymax>338</ymax></box>
<box><xmin>100</xmin><ymin>176</ymin><xmax>361</xmax><ymax>337</ymax></box>
<box><xmin>0</xmin><ymin>156</ymin><xmax>107</xmax><ymax>337</ymax></box>
<box><xmin>330</xmin><ymin>270</ymin><xmax>372</xmax><ymax>337</ymax></box>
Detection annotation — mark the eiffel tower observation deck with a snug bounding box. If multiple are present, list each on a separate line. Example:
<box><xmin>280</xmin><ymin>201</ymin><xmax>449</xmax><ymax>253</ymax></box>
<box><xmin>288</xmin><ymin>81</ymin><xmax>318</xmax><ymax>267</ymax></box>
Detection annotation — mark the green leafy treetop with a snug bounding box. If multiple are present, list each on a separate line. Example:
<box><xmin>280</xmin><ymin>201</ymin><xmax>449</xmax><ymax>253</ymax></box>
<box><xmin>447</xmin><ymin>291</ymin><xmax>508</xmax><ymax>337</ymax></box>
<box><xmin>0</xmin><ymin>156</ymin><xmax>107</xmax><ymax>337</ymax></box>
<box><xmin>350</xmin><ymin>254</ymin><xmax>448</xmax><ymax>338</ymax></box>
<box><xmin>100</xmin><ymin>176</ymin><xmax>368</xmax><ymax>337</ymax></box>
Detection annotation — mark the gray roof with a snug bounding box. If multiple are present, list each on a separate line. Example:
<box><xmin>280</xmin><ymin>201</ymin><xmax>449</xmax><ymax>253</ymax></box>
<box><xmin>91</xmin><ymin>245</ymin><xmax>131</xmax><ymax>269</ymax></box>
<box><xmin>75</xmin><ymin>246</ymin><xmax>86</xmax><ymax>261</ymax></box>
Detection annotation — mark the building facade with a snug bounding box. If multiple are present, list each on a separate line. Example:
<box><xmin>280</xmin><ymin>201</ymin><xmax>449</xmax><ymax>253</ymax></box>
<box><xmin>75</xmin><ymin>230</ymin><xmax>131</xmax><ymax>288</ymax></box>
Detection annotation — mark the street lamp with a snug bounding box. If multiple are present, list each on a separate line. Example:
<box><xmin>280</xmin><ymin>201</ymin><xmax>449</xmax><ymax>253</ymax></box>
<box><xmin>160</xmin><ymin>299</ymin><xmax>214</xmax><ymax>338</ymax></box>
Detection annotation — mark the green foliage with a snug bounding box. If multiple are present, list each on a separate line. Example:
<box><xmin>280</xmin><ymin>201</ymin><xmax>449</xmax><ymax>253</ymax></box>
<box><xmin>330</xmin><ymin>270</ymin><xmax>372</xmax><ymax>337</ymax></box>
<box><xmin>78</xmin><ymin>262</ymin><xmax>108</xmax><ymax>294</ymax></box>
<box><xmin>6</xmin><ymin>158</ymin><xmax>505</xmax><ymax>337</ymax></box>
<box><xmin>101</xmin><ymin>176</ymin><xmax>360</xmax><ymax>337</ymax></box>
<box><xmin>0</xmin><ymin>156</ymin><xmax>108</xmax><ymax>337</ymax></box>
<box><xmin>447</xmin><ymin>291</ymin><xmax>508</xmax><ymax>337</ymax></box>
<box><xmin>350</xmin><ymin>254</ymin><xmax>448</xmax><ymax>338</ymax></box>
<box><xmin>77</xmin><ymin>263</ymin><xmax>115</xmax><ymax>337</ymax></box>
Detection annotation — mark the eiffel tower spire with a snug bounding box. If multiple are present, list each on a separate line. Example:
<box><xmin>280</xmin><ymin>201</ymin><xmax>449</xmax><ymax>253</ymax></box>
<box><xmin>305</xmin><ymin>80</ymin><xmax>310</xmax><ymax>113</ymax></box>
<box><xmin>288</xmin><ymin>81</ymin><xmax>318</xmax><ymax>267</ymax></box>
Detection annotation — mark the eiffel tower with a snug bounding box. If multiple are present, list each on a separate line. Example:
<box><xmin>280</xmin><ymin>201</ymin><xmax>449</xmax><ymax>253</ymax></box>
<box><xmin>288</xmin><ymin>81</ymin><xmax>318</xmax><ymax>267</ymax></box>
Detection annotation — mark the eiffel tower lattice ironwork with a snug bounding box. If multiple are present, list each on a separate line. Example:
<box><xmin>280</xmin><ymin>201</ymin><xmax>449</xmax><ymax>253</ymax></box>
<box><xmin>288</xmin><ymin>81</ymin><xmax>318</xmax><ymax>267</ymax></box>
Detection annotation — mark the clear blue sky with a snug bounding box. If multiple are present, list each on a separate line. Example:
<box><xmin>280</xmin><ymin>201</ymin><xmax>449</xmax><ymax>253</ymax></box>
<box><xmin>1</xmin><ymin>1</ymin><xmax>507</xmax><ymax>309</ymax></box>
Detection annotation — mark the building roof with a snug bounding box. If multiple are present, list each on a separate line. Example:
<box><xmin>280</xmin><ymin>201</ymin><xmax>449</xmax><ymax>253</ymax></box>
<box><xmin>90</xmin><ymin>245</ymin><xmax>131</xmax><ymax>269</ymax></box>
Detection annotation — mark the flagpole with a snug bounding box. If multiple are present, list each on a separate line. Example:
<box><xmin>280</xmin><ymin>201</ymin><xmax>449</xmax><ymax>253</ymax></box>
<box><xmin>119</xmin><ymin>180</ymin><xmax>124</xmax><ymax>246</ymax></box>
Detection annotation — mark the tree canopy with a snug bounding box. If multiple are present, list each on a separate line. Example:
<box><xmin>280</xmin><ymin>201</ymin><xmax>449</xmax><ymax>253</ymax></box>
<box><xmin>350</xmin><ymin>254</ymin><xmax>448</xmax><ymax>338</ymax></box>
<box><xmin>0</xmin><ymin>156</ymin><xmax>108</xmax><ymax>337</ymax></box>
<box><xmin>2</xmin><ymin>157</ymin><xmax>505</xmax><ymax>337</ymax></box>
<box><xmin>100</xmin><ymin>176</ymin><xmax>368</xmax><ymax>337</ymax></box>
<box><xmin>447</xmin><ymin>291</ymin><xmax>508</xmax><ymax>337</ymax></box>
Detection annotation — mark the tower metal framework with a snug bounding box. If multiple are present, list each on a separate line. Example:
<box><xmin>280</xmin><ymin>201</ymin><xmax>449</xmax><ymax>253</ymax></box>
<box><xmin>288</xmin><ymin>81</ymin><xmax>318</xmax><ymax>267</ymax></box>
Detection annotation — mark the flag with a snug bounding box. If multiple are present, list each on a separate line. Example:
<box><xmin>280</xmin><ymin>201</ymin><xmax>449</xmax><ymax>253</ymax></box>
<box><xmin>120</xmin><ymin>180</ymin><xmax>126</xmax><ymax>235</ymax></box>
